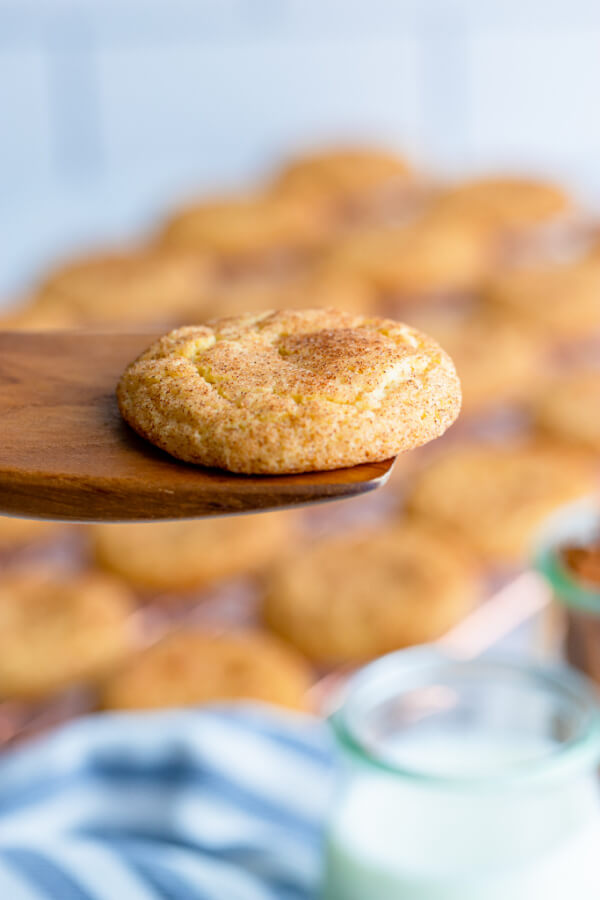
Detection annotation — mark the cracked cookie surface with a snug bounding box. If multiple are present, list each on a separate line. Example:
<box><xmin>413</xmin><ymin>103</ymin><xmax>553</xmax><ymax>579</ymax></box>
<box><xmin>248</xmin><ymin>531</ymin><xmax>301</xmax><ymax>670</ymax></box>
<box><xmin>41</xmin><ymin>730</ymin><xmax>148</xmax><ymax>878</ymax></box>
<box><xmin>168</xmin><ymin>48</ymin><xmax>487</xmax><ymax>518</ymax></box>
<box><xmin>117</xmin><ymin>308</ymin><xmax>461</xmax><ymax>474</ymax></box>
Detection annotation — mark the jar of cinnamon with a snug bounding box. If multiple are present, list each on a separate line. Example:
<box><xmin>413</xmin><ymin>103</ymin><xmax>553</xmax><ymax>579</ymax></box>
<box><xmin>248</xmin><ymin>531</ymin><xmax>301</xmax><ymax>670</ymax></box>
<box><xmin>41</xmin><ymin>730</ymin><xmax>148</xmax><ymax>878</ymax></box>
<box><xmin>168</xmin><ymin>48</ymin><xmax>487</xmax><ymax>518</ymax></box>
<box><xmin>535</xmin><ymin>500</ymin><xmax>600</xmax><ymax>685</ymax></box>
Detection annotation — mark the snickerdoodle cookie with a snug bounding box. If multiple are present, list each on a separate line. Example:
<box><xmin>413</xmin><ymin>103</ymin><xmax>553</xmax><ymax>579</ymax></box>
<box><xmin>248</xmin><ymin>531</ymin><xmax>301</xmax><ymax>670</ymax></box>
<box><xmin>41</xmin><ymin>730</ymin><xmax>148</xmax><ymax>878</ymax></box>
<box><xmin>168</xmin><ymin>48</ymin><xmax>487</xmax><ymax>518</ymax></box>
<box><xmin>0</xmin><ymin>516</ymin><xmax>61</xmax><ymax>549</ymax></box>
<box><xmin>432</xmin><ymin>176</ymin><xmax>571</xmax><ymax>237</ymax></box>
<box><xmin>262</xmin><ymin>522</ymin><xmax>477</xmax><ymax>664</ymax></box>
<box><xmin>533</xmin><ymin>371</ymin><xmax>600</xmax><ymax>454</ymax></box>
<box><xmin>406</xmin><ymin>443</ymin><xmax>596</xmax><ymax>564</ymax></box>
<box><xmin>117</xmin><ymin>309</ymin><xmax>461</xmax><ymax>474</ymax></box>
<box><xmin>101</xmin><ymin>629</ymin><xmax>312</xmax><ymax>712</ymax></box>
<box><xmin>403</xmin><ymin>310</ymin><xmax>544</xmax><ymax>413</ymax></box>
<box><xmin>483</xmin><ymin>259</ymin><xmax>600</xmax><ymax>340</ymax></box>
<box><xmin>199</xmin><ymin>266</ymin><xmax>376</xmax><ymax>319</ymax></box>
<box><xmin>323</xmin><ymin>216</ymin><xmax>493</xmax><ymax>298</ymax></box>
<box><xmin>31</xmin><ymin>248</ymin><xmax>214</xmax><ymax>327</ymax></box>
<box><xmin>0</xmin><ymin>573</ymin><xmax>137</xmax><ymax>698</ymax></box>
<box><xmin>0</xmin><ymin>301</ymin><xmax>77</xmax><ymax>331</ymax></box>
<box><xmin>90</xmin><ymin>511</ymin><xmax>296</xmax><ymax>591</ymax></box>
<box><xmin>160</xmin><ymin>191</ymin><xmax>330</xmax><ymax>264</ymax></box>
<box><xmin>273</xmin><ymin>146</ymin><xmax>413</xmax><ymax>216</ymax></box>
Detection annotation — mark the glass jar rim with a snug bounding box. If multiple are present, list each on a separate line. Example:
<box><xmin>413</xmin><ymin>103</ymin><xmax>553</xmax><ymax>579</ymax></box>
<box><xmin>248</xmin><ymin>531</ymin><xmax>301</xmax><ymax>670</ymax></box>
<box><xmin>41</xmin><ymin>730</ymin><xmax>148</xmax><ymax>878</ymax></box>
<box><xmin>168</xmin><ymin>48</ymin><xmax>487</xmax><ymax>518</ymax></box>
<box><xmin>533</xmin><ymin>497</ymin><xmax>600</xmax><ymax>614</ymax></box>
<box><xmin>330</xmin><ymin>649</ymin><xmax>600</xmax><ymax>789</ymax></box>
<box><xmin>535</xmin><ymin>544</ymin><xmax>600</xmax><ymax>613</ymax></box>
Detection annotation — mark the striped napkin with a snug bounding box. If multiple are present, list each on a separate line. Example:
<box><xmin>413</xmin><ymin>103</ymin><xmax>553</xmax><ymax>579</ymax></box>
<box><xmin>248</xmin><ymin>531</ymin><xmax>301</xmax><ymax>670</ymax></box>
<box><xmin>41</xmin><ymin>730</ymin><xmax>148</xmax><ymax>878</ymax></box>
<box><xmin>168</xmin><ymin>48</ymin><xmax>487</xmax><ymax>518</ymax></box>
<box><xmin>0</xmin><ymin>707</ymin><xmax>334</xmax><ymax>900</ymax></box>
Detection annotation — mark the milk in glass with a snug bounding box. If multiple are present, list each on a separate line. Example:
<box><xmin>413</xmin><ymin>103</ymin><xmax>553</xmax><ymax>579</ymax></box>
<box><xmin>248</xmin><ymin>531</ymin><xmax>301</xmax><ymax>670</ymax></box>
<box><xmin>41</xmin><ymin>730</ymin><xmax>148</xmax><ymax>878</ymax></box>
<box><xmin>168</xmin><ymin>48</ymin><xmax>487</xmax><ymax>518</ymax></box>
<box><xmin>323</xmin><ymin>734</ymin><xmax>600</xmax><ymax>899</ymax></box>
<box><xmin>322</xmin><ymin>652</ymin><xmax>600</xmax><ymax>900</ymax></box>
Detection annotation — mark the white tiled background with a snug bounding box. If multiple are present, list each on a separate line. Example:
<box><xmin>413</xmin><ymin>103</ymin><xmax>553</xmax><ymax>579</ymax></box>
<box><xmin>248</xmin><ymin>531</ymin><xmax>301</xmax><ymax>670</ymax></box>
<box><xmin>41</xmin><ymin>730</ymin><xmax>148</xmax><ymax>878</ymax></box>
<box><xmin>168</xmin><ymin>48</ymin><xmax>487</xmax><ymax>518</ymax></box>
<box><xmin>2</xmin><ymin>0</ymin><xmax>600</xmax><ymax>297</ymax></box>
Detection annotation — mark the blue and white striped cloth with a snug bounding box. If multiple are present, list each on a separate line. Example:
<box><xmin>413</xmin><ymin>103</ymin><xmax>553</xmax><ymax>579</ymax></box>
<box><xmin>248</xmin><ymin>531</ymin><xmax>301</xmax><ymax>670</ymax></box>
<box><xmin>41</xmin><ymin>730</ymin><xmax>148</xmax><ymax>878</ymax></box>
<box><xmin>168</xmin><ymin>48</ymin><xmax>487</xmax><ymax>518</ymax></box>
<box><xmin>0</xmin><ymin>707</ymin><xmax>334</xmax><ymax>900</ymax></box>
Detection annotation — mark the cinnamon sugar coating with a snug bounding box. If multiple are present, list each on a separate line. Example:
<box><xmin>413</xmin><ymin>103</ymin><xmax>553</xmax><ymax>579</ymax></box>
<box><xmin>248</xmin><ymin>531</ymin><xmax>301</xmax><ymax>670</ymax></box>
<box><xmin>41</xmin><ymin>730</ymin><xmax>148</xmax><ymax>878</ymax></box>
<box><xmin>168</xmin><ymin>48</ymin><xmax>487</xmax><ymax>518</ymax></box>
<box><xmin>117</xmin><ymin>308</ymin><xmax>461</xmax><ymax>474</ymax></box>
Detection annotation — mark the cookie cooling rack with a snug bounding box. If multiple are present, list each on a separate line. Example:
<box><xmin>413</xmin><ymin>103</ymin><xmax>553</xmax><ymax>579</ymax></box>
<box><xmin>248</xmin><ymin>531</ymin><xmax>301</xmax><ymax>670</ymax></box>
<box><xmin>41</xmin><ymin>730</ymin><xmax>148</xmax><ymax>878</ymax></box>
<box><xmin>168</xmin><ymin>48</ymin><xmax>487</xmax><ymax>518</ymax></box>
<box><xmin>0</xmin><ymin>501</ymin><xmax>557</xmax><ymax>749</ymax></box>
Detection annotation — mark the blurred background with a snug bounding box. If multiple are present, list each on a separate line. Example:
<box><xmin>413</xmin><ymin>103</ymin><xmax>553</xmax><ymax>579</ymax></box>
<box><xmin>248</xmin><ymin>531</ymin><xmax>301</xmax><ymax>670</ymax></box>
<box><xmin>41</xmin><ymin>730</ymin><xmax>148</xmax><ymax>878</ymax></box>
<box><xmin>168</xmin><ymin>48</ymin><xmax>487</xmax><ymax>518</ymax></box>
<box><xmin>0</xmin><ymin>0</ymin><xmax>599</xmax><ymax>739</ymax></box>
<box><xmin>4</xmin><ymin>0</ymin><xmax>600</xmax><ymax>294</ymax></box>
<box><xmin>1</xmin><ymin>4</ymin><xmax>600</xmax><ymax>897</ymax></box>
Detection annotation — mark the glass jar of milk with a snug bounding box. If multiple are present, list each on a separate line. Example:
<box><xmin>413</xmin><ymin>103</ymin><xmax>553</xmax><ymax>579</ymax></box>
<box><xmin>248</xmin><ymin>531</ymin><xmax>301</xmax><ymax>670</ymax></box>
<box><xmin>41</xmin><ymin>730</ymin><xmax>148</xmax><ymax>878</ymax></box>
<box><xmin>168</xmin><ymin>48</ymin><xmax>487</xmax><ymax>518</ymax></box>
<box><xmin>322</xmin><ymin>649</ymin><xmax>600</xmax><ymax>900</ymax></box>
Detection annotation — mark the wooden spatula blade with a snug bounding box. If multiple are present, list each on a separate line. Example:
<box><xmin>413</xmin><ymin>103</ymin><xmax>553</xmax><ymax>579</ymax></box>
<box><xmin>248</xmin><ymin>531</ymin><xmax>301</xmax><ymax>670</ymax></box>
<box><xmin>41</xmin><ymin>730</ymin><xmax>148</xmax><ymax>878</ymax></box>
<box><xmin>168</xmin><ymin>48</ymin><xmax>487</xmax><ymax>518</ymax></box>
<box><xmin>0</xmin><ymin>331</ymin><xmax>395</xmax><ymax>522</ymax></box>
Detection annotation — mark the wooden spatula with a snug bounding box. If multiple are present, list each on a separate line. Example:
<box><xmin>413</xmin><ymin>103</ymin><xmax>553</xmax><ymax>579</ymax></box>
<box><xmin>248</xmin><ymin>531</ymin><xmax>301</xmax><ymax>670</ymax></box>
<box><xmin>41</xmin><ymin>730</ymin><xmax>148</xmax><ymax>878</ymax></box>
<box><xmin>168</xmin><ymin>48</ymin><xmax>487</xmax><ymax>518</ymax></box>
<box><xmin>0</xmin><ymin>331</ymin><xmax>395</xmax><ymax>522</ymax></box>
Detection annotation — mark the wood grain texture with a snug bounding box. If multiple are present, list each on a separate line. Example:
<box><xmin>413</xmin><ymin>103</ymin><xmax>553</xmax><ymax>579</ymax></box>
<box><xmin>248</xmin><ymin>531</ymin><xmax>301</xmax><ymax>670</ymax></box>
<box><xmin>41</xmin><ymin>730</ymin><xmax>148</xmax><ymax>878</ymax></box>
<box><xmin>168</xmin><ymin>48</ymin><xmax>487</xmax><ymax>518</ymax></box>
<box><xmin>0</xmin><ymin>332</ymin><xmax>394</xmax><ymax>522</ymax></box>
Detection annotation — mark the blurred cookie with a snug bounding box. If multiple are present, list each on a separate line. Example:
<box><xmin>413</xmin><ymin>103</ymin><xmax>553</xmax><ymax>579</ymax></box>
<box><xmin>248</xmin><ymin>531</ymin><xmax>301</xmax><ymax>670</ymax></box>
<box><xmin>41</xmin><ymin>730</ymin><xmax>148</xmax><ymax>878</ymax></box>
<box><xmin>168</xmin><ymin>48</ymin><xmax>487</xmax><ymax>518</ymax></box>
<box><xmin>0</xmin><ymin>516</ymin><xmax>61</xmax><ymax>549</ymax></box>
<box><xmin>586</xmin><ymin>236</ymin><xmax>600</xmax><ymax>260</ymax></box>
<box><xmin>483</xmin><ymin>259</ymin><xmax>600</xmax><ymax>341</ymax></box>
<box><xmin>31</xmin><ymin>248</ymin><xmax>214</xmax><ymax>327</ymax></box>
<box><xmin>91</xmin><ymin>511</ymin><xmax>296</xmax><ymax>591</ymax></box>
<box><xmin>323</xmin><ymin>216</ymin><xmax>493</xmax><ymax>298</ymax></box>
<box><xmin>160</xmin><ymin>191</ymin><xmax>330</xmax><ymax>266</ymax></box>
<box><xmin>406</xmin><ymin>443</ymin><xmax>596</xmax><ymax>564</ymax></box>
<box><xmin>262</xmin><ymin>522</ymin><xmax>478</xmax><ymax>664</ymax></box>
<box><xmin>102</xmin><ymin>628</ymin><xmax>312</xmax><ymax>711</ymax></box>
<box><xmin>404</xmin><ymin>310</ymin><xmax>545</xmax><ymax>413</ymax></box>
<box><xmin>199</xmin><ymin>265</ymin><xmax>376</xmax><ymax>318</ymax></box>
<box><xmin>0</xmin><ymin>302</ymin><xmax>77</xmax><ymax>331</ymax></box>
<box><xmin>533</xmin><ymin>371</ymin><xmax>600</xmax><ymax>454</ymax></box>
<box><xmin>432</xmin><ymin>176</ymin><xmax>571</xmax><ymax>237</ymax></box>
<box><xmin>273</xmin><ymin>146</ymin><xmax>414</xmax><ymax>219</ymax></box>
<box><xmin>0</xmin><ymin>573</ymin><xmax>137</xmax><ymax>698</ymax></box>
<box><xmin>117</xmin><ymin>310</ymin><xmax>461</xmax><ymax>474</ymax></box>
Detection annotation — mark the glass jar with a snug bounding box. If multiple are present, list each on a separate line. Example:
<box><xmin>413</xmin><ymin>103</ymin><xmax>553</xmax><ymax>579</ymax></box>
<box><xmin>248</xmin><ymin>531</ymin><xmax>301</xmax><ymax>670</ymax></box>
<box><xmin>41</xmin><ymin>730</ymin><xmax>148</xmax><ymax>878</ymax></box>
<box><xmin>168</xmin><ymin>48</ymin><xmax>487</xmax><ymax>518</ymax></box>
<box><xmin>322</xmin><ymin>648</ymin><xmax>600</xmax><ymax>900</ymax></box>
<box><xmin>535</xmin><ymin>500</ymin><xmax>600</xmax><ymax>684</ymax></box>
